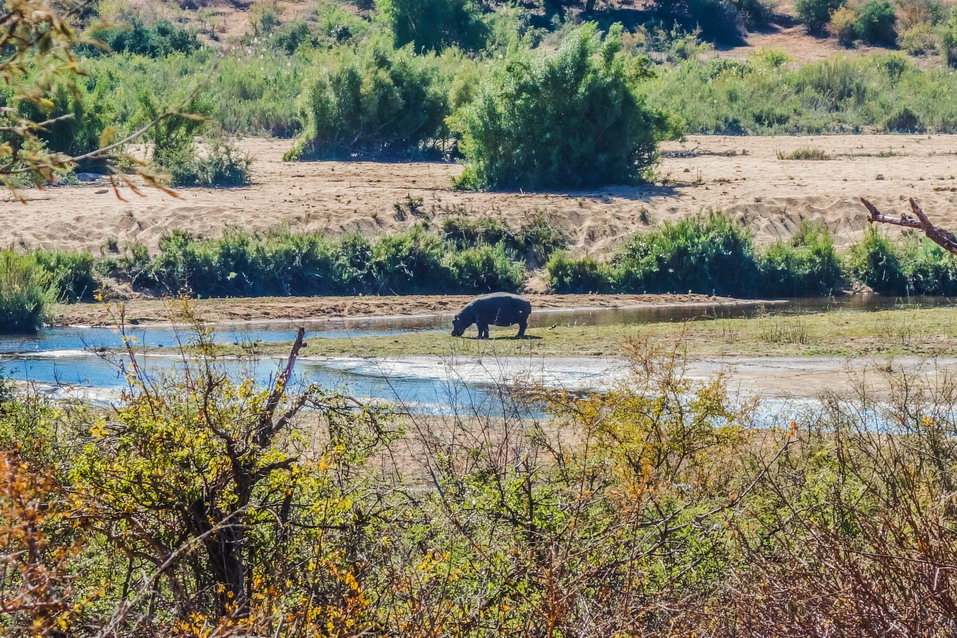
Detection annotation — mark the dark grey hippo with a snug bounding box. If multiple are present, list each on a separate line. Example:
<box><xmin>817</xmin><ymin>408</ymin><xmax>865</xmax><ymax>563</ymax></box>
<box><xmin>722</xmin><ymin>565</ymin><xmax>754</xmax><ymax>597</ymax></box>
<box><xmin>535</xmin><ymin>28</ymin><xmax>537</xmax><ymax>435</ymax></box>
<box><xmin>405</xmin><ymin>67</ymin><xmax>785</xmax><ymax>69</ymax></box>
<box><xmin>451</xmin><ymin>292</ymin><xmax>532</xmax><ymax>339</ymax></box>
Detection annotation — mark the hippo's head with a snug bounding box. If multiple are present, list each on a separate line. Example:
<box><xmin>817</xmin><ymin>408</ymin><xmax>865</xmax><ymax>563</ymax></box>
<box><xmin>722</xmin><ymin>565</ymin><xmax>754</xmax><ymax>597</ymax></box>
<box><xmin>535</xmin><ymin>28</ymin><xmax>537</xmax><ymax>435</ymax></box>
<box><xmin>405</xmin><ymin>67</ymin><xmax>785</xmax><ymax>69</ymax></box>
<box><xmin>451</xmin><ymin>314</ymin><xmax>467</xmax><ymax>337</ymax></box>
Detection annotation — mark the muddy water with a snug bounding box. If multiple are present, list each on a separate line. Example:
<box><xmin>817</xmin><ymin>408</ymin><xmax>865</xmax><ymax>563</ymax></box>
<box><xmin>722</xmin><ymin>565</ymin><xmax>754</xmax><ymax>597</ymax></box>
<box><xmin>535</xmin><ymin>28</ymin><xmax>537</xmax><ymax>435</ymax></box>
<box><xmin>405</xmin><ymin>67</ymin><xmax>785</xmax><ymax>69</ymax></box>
<box><xmin>2</xmin><ymin>295</ymin><xmax>955</xmax><ymax>413</ymax></box>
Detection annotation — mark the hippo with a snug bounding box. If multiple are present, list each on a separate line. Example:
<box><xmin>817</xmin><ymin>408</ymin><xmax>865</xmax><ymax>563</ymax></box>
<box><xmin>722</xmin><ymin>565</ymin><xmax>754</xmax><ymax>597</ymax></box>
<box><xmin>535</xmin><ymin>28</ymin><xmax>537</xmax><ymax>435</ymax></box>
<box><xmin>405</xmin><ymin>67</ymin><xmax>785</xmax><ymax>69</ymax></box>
<box><xmin>451</xmin><ymin>292</ymin><xmax>532</xmax><ymax>339</ymax></box>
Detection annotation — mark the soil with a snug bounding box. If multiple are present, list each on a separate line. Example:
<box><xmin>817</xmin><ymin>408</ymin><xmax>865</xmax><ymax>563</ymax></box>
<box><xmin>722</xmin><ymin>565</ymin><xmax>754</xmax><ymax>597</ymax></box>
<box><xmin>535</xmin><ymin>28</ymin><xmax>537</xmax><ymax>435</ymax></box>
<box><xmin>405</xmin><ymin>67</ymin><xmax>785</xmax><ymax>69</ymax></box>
<box><xmin>54</xmin><ymin>293</ymin><xmax>756</xmax><ymax>326</ymax></box>
<box><xmin>6</xmin><ymin>135</ymin><xmax>957</xmax><ymax>257</ymax></box>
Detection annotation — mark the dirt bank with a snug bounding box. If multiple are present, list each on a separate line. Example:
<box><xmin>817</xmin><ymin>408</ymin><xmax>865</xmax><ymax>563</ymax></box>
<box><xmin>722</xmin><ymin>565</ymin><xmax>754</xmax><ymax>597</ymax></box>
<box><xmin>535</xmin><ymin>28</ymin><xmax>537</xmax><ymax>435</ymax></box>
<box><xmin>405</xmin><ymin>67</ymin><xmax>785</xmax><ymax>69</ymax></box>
<box><xmin>6</xmin><ymin>135</ymin><xmax>956</xmax><ymax>256</ymax></box>
<box><xmin>54</xmin><ymin>293</ymin><xmax>759</xmax><ymax>327</ymax></box>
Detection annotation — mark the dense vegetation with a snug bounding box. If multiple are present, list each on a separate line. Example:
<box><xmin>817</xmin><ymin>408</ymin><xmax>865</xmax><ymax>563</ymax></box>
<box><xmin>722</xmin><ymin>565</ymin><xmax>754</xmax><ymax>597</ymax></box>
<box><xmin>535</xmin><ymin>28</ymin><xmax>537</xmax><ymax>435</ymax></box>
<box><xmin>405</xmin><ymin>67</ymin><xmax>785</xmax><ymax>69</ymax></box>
<box><xmin>8</xmin><ymin>0</ymin><xmax>954</xmax><ymax>192</ymax></box>
<box><xmin>4</xmin><ymin>332</ymin><xmax>957</xmax><ymax>635</ymax></box>
<box><xmin>3</xmin><ymin>215</ymin><xmax>956</xmax><ymax>332</ymax></box>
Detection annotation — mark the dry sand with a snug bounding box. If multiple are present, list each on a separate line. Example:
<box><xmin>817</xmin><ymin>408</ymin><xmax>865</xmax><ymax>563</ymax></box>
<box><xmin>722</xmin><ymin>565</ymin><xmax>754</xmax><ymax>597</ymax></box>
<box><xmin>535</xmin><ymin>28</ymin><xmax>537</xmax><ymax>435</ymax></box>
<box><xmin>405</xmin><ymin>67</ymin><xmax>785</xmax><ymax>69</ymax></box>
<box><xmin>3</xmin><ymin>134</ymin><xmax>956</xmax><ymax>256</ymax></box>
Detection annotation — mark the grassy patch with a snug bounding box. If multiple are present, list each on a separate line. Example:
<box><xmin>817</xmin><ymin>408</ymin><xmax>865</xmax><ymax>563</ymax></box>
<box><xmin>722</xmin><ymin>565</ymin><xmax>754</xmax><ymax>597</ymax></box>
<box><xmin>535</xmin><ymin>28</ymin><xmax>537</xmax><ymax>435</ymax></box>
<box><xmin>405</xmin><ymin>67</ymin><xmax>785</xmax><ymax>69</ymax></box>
<box><xmin>199</xmin><ymin>307</ymin><xmax>957</xmax><ymax>360</ymax></box>
<box><xmin>776</xmin><ymin>147</ymin><xmax>832</xmax><ymax>160</ymax></box>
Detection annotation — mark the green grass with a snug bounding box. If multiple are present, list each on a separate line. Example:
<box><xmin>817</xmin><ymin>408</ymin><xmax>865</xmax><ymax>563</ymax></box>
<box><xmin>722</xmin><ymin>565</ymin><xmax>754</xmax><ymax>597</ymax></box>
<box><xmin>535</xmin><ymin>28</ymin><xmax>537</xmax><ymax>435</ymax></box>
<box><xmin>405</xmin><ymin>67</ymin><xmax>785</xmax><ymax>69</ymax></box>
<box><xmin>197</xmin><ymin>307</ymin><xmax>957</xmax><ymax>360</ymax></box>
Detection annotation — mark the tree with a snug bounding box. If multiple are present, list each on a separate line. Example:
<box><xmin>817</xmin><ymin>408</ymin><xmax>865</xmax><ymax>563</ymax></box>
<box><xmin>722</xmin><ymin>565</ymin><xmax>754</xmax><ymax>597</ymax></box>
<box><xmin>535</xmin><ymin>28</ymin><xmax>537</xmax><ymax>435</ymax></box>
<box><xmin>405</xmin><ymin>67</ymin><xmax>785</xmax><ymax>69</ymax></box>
<box><xmin>862</xmin><ymin>198</ymin><xmax>957</xmax><ymax>256</ymax></box>
<box><xmin>0</xmin><ymin>1</ymin><xmax>179</xmax><ymax>193</ymax></box>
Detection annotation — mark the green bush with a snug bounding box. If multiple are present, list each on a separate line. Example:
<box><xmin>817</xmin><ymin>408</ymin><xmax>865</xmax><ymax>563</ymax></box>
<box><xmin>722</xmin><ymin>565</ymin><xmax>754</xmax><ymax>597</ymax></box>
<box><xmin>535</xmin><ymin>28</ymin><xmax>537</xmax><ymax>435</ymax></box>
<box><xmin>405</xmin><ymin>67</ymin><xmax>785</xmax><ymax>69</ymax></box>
<box><xmin>614</xmin><ymin>214</ymin><xmax>759</xmax><ymax>296</ymax></box>
<box><xmin>441</xmin><ymin>216</ymin><xmax>566</xmax><ymax>265</ymax></box>
<box><xmin>15</xmin><ymin>77</ymin><xmax>114</xmax><ymax>167</ymax></box>
<box><xmin>757</xmin><ymin>222</ymin><xmax>843</xmax><ymax>296</ymax></box>
<box><xmin>845</xmin><ymin>227</ymin><xmax>908</xmax><ymax>295</ymax></box>
<box><xmin>0</xmin><ymin>251</ymin><xmax>56</xmax><ymax>333</ymax></box>
<box><xmin>651</xmin><ymin>0</ymin><xmax>747</xmax><ymax>44</ymax></box>
<box><xmin>167</xmin><ymin>140</ymin><xmax>253</xmax><ymax>188</ymax></box>
<box><xmin>88</xmin><ymin>19</ymin><xmax>201</xmax><ymax>57</ymax></box>
<box><xmin>452</xmin><ymin>24</ymin><xmax>672</xmax><ymax>191</ymax></box>
<box><xmin>854</xmin><ymin>0</ymin><xmax>897</xmax><ymax>45</ymax></box>
<box><xmin>546</xmin><ymin>251</ymin><xmax>613</xmax><ymax>294</ymax></box>
<box><xmin>32</xmin><ymin>251</ymin><xmax>98</xmax><ymax>303</ymax></box>
<box><xmin>444</xmin><ymin>243</ymin><xmax>524</xmax><ymax>293</ymax></box>
<box><xmin>266</xmin><ymin>20</ymin><xmax>317</xmax><ymax>53</ymax></box>
<box><xmin>644</xmin><ymin>53</ymin><xmax>957</xmax><ymax>134</ymax></box>
<box><xmin>942</xmin><ymin>9</ymin><xmax>957</xmax><ymax>67</ymax></box>
<box><xmin>795</xmin><ymin>0</ymin><xmax>847</xmax><ymax>33</ymax></box>
<box><xmin>731</xmin><ymin>0</ymin><xmax>777</xmax><ymax>28</ymax></box>
<box><xmin>898</xmin><ymin>22</ymin><xmax>938</xmax><ymax>54</ymax></box>
<box><xmin>288</xmin><ymin>41</ymin><xmax>450</xmax><ymax>159</ymax></box>
<box><xmin>376</xmin><ymin>0</ymin><xmax>488</xmax><ymax>52</ymax></box>
<box><xmin>111</xmin><ymin>227</ymin><xmax>527</xmax><ymax>298</ymax></box>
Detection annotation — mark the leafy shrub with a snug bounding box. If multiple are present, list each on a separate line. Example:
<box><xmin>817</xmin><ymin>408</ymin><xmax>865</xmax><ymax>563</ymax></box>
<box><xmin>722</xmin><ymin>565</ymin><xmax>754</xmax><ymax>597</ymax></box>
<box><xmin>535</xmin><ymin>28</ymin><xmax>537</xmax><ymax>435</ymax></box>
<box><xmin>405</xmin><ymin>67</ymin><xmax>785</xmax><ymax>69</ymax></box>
<box><xmin>546</xmin><ymin>251</ymin><xmax>613</xmax><ymax>293</ymax></box>
<box><xmin>942</xmin><ymin>8</ymin><xmax>957</xmax><ymax>67</ymax></box>
<box><xmin>111</xmin><ymin>227</ymin><xmax>527</xmax><ymax>298</ymax></box>
<box><xmin>757</xmin><ymin>222</ymin><xmax>842</xmax><ymax>296</ymax></box>
<box><xmin>441</xmin><ymin>215</ymin><xmax>566</xmax><ymax>265</ymax></box>
<box><xmin>898</xmin><ymin>22</ymin><xmax>939</xmax><ymax>54</ymax></box>
<box><xmin>795</xmin><ymin>0</ymin><xmax>847</xmax><ymax>33</ymax></box>
<box><xmin>287</xmin><ymin>41</ymin><xmax>449</xmax><ymax>159</ymax></box>
<box><xmin>829</xmin><ymin>6</ymin><xmax>858</xmax><ymax>45</ymax></box>
<box><xmin>884</xmin><ymin>106</ymin><xmax>924</xmax><ymax>132</ymax></box>
<box><xmin>731</xmin><ymin>0</ymin><xmax>778</xmax><ymax>29</ymax></box>
<box><xmin>266</xmin><ymin>20</ymin><xmax>317</xmax><ymax>53</ymax></box>
<box><xmin>452</xmin><ymin>24</ymin><xmax>673</xmax><ymax>191</ymax></box>
<box><xmin>777</xmin><ymin>147</ymin><xmax>831</xmax><ymax>160</ymax></box>
<box><xmin>32</xmin><ymin>250</ymin><xmax>98</xmax><ymax>302</ymax></box>
<box><xmin>15</xmin><ymin>77</ymin><xmax>114</xmax><ymax>167</ymax></box>
<box><xmin>845</xmin><ymin>227</ymin><xmax>907</xmax><ymax>294</ymax></box>
<box><xmin>376</xmin><ymin>0</ymin><xmax>488</xmax><ymax>52</ymax></box>
<box><xmin>686</xmin><ymin>0</ymin><xmax>747</xmax><ymax>43</ymax></box>
<box><xmin>0</xmin><ymin>252</ymin><xmax>55</xmax><ymax>333</ymax></box>
<box><xmin>645</xmin><ymin>51</ymin><xmax>957</xmax><ymax>134</ymax></box>
<box><xmin>167</xmin><ymin>140</ymin><xmax>253</xmax><ymax>188</ymax></box>
<box><xmin>854</xmin><ymin>0</ymin><xmax>897</xmax><ymax>45</ymax></box>
<box><xmin>88</xmin><ymin>19</ymin><xmax>201</xmax><ymax>57</ymax></box>
<box><xmin>651</xmin><ymin>0</ymin><xmax>747</xmax><ymax>44</ymax></box>
<box><xmin>444</xmin><ymin>243</ymin><xmax>524</xmax><ymax>293</ymax></box>
<box><xmin>613</xmin><ymin>213</ymin><xmax>760</xmax><ymax>296</ymax></box>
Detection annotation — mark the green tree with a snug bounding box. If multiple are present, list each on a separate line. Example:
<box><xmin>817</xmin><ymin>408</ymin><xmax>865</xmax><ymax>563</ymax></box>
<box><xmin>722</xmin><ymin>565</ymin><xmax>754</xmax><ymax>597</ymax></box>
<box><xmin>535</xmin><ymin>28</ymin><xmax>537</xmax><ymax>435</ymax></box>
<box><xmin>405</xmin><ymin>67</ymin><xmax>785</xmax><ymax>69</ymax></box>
<box><xmin>451</xmin><ymin>24</ymin><xmax>674</xmax><ymax>191</ymax></box>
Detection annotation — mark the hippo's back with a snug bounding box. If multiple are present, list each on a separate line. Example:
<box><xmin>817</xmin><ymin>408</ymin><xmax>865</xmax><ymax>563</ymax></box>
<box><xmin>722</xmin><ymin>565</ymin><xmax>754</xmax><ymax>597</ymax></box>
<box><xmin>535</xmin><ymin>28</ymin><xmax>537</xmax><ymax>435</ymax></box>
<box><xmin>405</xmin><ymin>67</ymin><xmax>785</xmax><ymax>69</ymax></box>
<box><xmin>467</xmin><ymin>292</ymin><xmax>531</xmax><ymax>324</ymax></box>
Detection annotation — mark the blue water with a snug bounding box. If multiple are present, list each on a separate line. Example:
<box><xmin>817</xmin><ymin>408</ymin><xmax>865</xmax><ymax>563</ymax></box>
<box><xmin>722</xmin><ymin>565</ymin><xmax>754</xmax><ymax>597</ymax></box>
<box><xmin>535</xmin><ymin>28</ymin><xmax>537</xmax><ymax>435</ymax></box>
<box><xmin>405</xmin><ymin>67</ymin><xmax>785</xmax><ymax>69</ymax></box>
<box><xmin>2</xmin><ymin>295</ymin><xmax>956</xmax><ymax>414</ymax></box>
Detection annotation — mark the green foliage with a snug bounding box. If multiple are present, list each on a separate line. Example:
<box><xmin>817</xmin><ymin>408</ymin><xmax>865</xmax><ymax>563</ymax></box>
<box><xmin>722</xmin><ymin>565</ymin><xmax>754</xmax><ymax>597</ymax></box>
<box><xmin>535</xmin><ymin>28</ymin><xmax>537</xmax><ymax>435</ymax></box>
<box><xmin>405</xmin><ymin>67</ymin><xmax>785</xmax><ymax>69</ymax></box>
<box><xmin>613</xmin><ymin>214</ymin><xmax>759</xmax><ymax>296</ymax></box>
<box><xmin>31</xmin><ymin>250</ymin><xmax>98</xmax><ymax>303</ymax></box>
<box><xmin>375</xmin><ymin>0</ymin><xmax>488</xmax><ymax>52</ymax></box>
<box><xmin>942</xmin><ymin>8</ymin><xmax>957</xmax><ymax>67</ymax></box>
<box><xmin>166</xmin><ymin>139</ymin><xmax>253</xmax><ymax>188</ymax></box>
<box><xmin>854</xmin><ymin>0</ymin><xmax>897</xmax><ymax>45</ymax></box>
<box><xmin>109</xmin><ymin>226</ymin><xmax>526</xmax><ymax>297</ymax></box>
<box><xmin>546</xmin><ymin>250</ymin><xmax>613</xmax><ymax>293</ymax></box>
<box><xmin>644</xmin><ymin>53</ymin><xmax>957</xmax><ymax>134</ymax></box>
<box><xmin>87</xmin><ymin>19</ymin><xmax>201</xmax><ymax>57</ymax></box>
<box><xmin>0</xmin><ymin>251</ymin><xmax>55</xmax><ymax>333</ymax></box>
<box><xmin>757</xmin><ymin>222</ymin><xmax>843</xmax><ymax>296</ymax></box>
<box><xmin>731</xmin><ymin>0</ymin><xmax>778</xmax><ymax>28</ymax></box>
<box><xmin>15</xmin><ymin>75</ymin><xmax>114</xmax><ymax>167</ymax></box>
<box><xmin>795</xmin><ymin>0</ymin><xmax>847</xmax><ymax>33</ymax></box>
<box><xmin>441</xmin><ymin>215</ymin><xmax>567</xmax><ymax>265</ymax></box>
<box><xmin>777</xmin><ymin>147</ymin><xmax>831</xmax><ymax>160</ymax></box>
<box><xmin>898</xmin><ymin>22</ymin><xmax>938</xmax><ymax>54</ymax></box>
<box><xmin>452</xmin><ymin>24</ymin><xmax>672</xmax><ymax>191</ymax></box>
<box><xmin>846</xmin><ymin>228</ymin><xmax>957</xmax><ymax>295</ymax></box>
<box><xmin>845</xmin><ymin>227</ymin><xmax>908</xmax><ymax>294</ymax></box>
<box><xmin>550</xmin><ymin>218</ymin><xmax>842</xmax><ymax>298</ymax></box>
<box><xmin>651</xmin><ymin>0</ymin><xmax>747</xmax><ymax>44</ymax></box>
<box><xmin>288</xmin><ymin>41</ymin><xmax>450</xmax><ymax>158</ymax></box>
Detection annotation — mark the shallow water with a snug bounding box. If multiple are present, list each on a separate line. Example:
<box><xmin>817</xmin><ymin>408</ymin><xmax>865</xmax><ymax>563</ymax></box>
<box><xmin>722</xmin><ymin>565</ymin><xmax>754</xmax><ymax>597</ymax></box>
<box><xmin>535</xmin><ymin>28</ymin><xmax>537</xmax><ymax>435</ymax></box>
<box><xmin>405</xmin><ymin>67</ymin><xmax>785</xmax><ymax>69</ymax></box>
<box><xmin>2</xmin><ymin>295</ymin><xmax>955</xmax><ymax>413</ymax></box>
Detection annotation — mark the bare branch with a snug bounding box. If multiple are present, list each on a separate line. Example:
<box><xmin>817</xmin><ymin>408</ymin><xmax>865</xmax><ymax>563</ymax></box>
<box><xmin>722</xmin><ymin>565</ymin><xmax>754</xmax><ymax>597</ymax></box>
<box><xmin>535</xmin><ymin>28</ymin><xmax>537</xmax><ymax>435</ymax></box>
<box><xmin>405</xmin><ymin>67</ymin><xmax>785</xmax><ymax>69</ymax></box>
<box><xmin>862</xmin><ymin>198</ymin><xmax>957</xmax><ymax>256</ymax></box>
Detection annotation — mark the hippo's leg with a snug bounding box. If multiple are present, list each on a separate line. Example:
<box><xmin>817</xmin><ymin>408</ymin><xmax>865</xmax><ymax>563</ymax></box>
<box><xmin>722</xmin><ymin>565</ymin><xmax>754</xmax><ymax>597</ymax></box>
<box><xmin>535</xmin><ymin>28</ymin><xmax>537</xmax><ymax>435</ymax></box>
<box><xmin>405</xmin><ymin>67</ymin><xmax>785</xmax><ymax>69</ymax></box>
<box><xmin>516</xmin><ymin>317</ymin><xmax>527</xmax><ymax>337</ymax></box>
<box><xmin>477</xmin><ymin>322</ymin><xmax>489</xmax><ymax>339</ymax></box>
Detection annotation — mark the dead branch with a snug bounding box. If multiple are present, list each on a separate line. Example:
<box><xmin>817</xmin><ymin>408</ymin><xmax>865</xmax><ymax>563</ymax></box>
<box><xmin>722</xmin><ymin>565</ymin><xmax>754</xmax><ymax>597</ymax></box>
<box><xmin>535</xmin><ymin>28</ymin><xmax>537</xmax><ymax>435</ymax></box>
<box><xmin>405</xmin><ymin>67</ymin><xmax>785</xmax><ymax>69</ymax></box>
<box><xmin>862</xmin><ymin>198</ymin><xmax>957</xmax><ymax>256</ymax></box>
